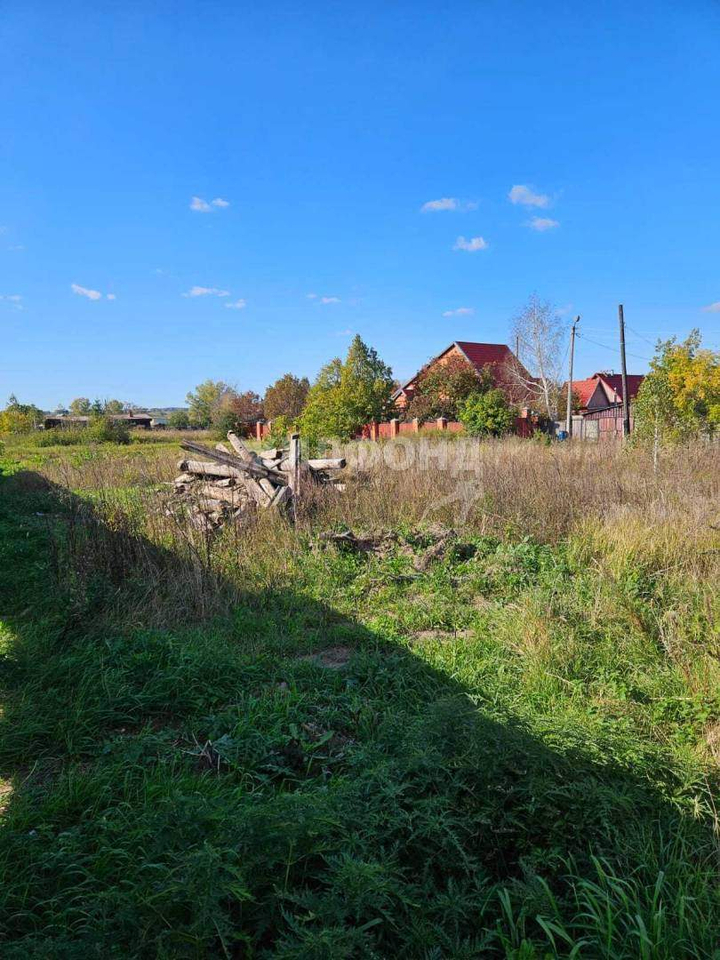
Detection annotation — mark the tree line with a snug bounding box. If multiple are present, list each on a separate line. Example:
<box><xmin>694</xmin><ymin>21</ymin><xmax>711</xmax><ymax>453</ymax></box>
<box><xmin>2</xmin><ymin>297</ymin><xmax>719</xmax><ymax>444</ymax></box>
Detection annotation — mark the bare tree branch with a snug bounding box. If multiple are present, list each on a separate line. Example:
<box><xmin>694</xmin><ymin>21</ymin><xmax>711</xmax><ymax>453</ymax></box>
<box><xmin>507</xmin><ymin>295</ymin><xmax>567</xmax><ymax>418</ymax></box>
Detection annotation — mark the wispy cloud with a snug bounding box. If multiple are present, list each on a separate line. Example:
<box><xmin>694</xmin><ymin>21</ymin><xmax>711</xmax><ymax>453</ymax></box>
<box><xmin>71</xmin><ymin>283</ymin><xmax>103</xmax><ymax>301</ymax></box>
<box><xmin>182</xmin><ymin>286</ymin><xmax>230</xmax><ymax>298</ymax></box>
<box><xmin>336</xmin><ymin>328</ymin><xmax>353</xmax><ymax>336</ymax></box>
<box><xmin>0</xmin><ymin>294</ymin><xmax>22</xmax><ymax>312</ymax></box>
<box><xmin>307</xmin><ymin>293</ymin><xmax>341</xmax><ymax>304</ymax></box>
<box><xmin>421</xmin><ymin>197</ymin><xmax>478</xmax><ymax>213</ymax></box>
<box><xmin>702</xmin><ymin>301</ymin><xmax>720</xmax><ymax>313</ymax></box>
<box><xmin>442</xmin><ymin>306</ymin><xmax>474</xmax><ymax>317</ymax></box>
<box><xmin>106</xmin><ymin>294</ymin><xmax>117</xmax><ymax>301</ymax></box>
<box><xmin>509</xmin><ymin>184</ymin><xmax>550</xmax><ymax>208</ymax></box>
<box><xmin>189</xmin><ymin>196</ymin><xmax>230</xmax><ymax>212</ymax></box>
<box><xmin>224</xmin><ymin>298</ymin><xmax>247</xmax><ymax>310</ymax></box>
<box><xmin>526</xmin><ymin>216</ymin><xmax>559</xmax><ymax>231</ymax></box>
<box><xmin>453</xmin><ymin>236</ymin><xmax>488</xmax><ymax>252</ymax></box>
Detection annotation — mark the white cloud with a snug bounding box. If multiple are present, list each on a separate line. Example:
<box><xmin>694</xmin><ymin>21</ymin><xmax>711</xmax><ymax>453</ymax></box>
<box><xmin>225</xmin><ymin>298</ymin><xmax>247</xmax><ymax>309</ymax></box>
<box><xmin>182</xmin><ymin>286</ymin><xmax>230</xmax><ymax>298</ymax></box>
<box><xmin>306</xmin><ymin>292</ymin><xmax>318</xmax><ymax>299</ymax></box>
<box><xmin>453</xmin><ymin>236</ymin><xmax>488</xmax><ymax>252</ymax></box>
<box><xmin>702</xmin><ymin>301</ymin><xmax>720</xmax><ymax>313</ymax></box>
<box><xmin>421</xmin><ymin>197</ymin><xmax>478</xmax><ymax>213</ymax></box>
<box><xmin>320</xmin><ymin>296</ymin><xmax>341</xmax><ymax>304</ymax></box>
<box><xmin>337</xmin><ymin>328</ymin><xmax>353</xmax><ymax>336</ymax></box>
<box><xmin>527</xmin><ymin>216</ymin><xmax>559</xmax><ymax>231</ymax></box>
<box><xmin>442</xmin><ymin>306</ymin><xmax>474</xmax><ymax>317</ymax></box>
<box><xmin>71</xmin><ymin>283</ymin><xmax>103</xmax><ymax>301</ymax></box>
<box><xmin>509</xmin><ymin>184</ymin><xmax>550</xmax><ymax>208</ymax></box>
<box><xmin>106</xmin><ymin>293</ymin><xmax>117</xmax><ymax>300</ymax></box>
<box><xmin>190</xmin><ymin>196</ymin><xmax>230</xmax><ymax>212</ymax></box>
<box><xmin>0</xmin><ymin>294</ymin><xmax>22</xmax><ymax>302</ymax></box>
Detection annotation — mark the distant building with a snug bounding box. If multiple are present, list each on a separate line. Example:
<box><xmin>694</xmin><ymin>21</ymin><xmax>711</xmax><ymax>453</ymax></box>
<box><xmin>43</xmin><ymin>412</ymin><xmax>153</xmax><ymax>430</ymax></box>
<box><xmin>570</xmin><ymin>371</ymin><xmax>645</xmax><ymax>414</ymax></box>
<box><xmin>393</xmin><ymin>341</ymin><xmax>534</xmax><ymax>409</ymax></box>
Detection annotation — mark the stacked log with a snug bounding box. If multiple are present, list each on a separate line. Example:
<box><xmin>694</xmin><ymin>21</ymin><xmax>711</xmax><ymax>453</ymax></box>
<box><xmin>168</xmin><ymin>432</ymin><xmax>345</xmax><ymax>532</ymax></box>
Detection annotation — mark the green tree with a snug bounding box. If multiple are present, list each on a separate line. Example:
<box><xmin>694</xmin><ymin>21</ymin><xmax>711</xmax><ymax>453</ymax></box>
<box><xmin>167</xmin><ymin>410</ymin><xmax>191</xmax><ymax>430</ymax></box>
<box><xmin>104</xmin><ymin>399</ymin><xmax>127</xmax><ymax>415</ymax></box>
<box><xmin>299</xmin><ymin>337</ymin><xmax>394</xmax><ymax>442</ymax></box>
<box><xmin>69</xmin><ymin>397</ymin><xmax>91</xmax><ymax>416</ymax></box>
<box><xmin>459</xmin><ymin>389</ymin><xmax>517</xmax><ymax>437</ymax></box>
<box><xmin>263</xmin><ymin>374</ymin><xmax>310</xmax><ymax>422</ymax></box>
<box><xmin>0</xmin><ymin>395</ymin><xmax>44</xmax><ymax>435</ymax></box>
<box><xmin>186</xmin><ymin>380</ymin><xmax>236</xmax><ymax>429</ymax></box>
<box><xmin>407</xmin><ymin>356</ymin><xmax>493</xmax><ymax>420</ymax></box>
<box><xmin>634</xmin><ymin>331</ymin><xmax>720</xmax><ymax>443</ymax></box>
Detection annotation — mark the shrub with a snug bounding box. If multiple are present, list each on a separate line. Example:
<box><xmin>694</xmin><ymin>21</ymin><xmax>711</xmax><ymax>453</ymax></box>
<box><xmin>267</xmin><ymin>414</ymin><xmax>293</xmax><ymax>446</ymax></box>
<box><xmin>167</xmin><ymin>410</ymin><xmax>190</xmax><ymax>430</ymax></box>
<box><xmin>459</xmin><ymin>389</ymin><xmax>517</xmax><ymax>437</ymax></box>
<box><xmin>35</xmin><ymin>418</ymin><xmax>130</xmax><ymax>447</ymax></box>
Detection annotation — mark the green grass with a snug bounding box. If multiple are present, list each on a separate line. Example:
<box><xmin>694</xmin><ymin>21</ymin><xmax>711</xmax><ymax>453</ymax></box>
<box><xmin>0</xmin><ymin>447</ymin><xmax>718</xmax><ymax>957</ymax></box>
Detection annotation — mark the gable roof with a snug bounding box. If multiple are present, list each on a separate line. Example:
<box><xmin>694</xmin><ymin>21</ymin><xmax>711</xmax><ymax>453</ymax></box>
<box><xmin>570</xmin><ymin>377</ymin><xmax>604</xmax><ymax>408</ymax></box>
<box><xmin>570</xmin><ymin>372</ymin><xmax>645</xmax><ymax>408</ymax></box>
<box><xmin>596</xmin><ymin>373</ymin><xmax>645</xmax><ymax>403</ymax></box>
<box><xmin>397</xmin><ymin>341</ymin><xmax>527</xmax><ymax>395</ymax></box>
<box><xmin>454</xmin><ymin>341</ymin><xmax>517</xmax><ymax>370</ymax></box>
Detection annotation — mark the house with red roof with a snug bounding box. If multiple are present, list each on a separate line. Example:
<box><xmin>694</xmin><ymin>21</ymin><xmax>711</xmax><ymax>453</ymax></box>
<box><xmin>393</xmin><ymin>341</ymin><xmax>533</xmax><ymax>410</ymax></box>
<box><xmin>570</xmin><ymin>371</ymin><xmax>645</xmax><ymax>413</ymax></box>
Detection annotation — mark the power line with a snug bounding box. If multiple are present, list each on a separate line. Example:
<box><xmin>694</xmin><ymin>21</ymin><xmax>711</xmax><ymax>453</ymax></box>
<box><xmin>625</xmin><ymin>324</ymin><xmax>658</xmax><ymax>348</ymax></box>
<box><xmin>576</xmin><ymin>331</ymin><xmax>651</xmax><ymax>364</ymax></box>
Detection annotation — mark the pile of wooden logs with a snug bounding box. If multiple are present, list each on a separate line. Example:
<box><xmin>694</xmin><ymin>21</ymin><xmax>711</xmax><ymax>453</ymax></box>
<box><xmin>169</xmin><ymin>432</ymin><xmax>345</xmax><ymax>532</ymax></box>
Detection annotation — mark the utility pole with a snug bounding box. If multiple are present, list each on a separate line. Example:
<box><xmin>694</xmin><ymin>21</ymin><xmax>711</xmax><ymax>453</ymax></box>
<box><xmin>618</xmin><ymin>304</ymin><xmax>631</xmax><ymax>437</ymax></box>
<box><xmin>566</xmin><ymin>316</ymin><xmax>580</xmax><ymax>437</ymax></box>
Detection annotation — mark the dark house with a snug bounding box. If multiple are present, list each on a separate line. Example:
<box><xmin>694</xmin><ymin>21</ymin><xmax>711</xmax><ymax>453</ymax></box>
<box><xmin>43</xmin><ymin>412</ymin><xmax>153</xmax><ymax>430</ymax></box>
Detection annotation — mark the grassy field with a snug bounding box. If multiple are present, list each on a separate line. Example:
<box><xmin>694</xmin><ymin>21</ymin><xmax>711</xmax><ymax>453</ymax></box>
<box><xmin>0</xmin><ymin>432</ymin><xmax>718</xmax><ymax>957</ymax></box>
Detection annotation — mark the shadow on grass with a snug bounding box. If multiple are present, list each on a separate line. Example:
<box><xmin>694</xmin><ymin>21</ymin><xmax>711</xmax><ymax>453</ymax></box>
<box><xmin>0</xmin><ymin>470</ymin><xmax>717</xmax><ymax>958</ymax></box>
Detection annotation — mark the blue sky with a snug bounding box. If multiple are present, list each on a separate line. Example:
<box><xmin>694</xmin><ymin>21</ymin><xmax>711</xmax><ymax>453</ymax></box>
<box><xmin>2</xmin><ymin>1</ymin><xmax>720</xmax><ymax>408</ymax></box>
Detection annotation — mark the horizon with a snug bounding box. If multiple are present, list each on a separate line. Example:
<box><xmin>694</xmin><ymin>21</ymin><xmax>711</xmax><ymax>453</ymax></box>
<box><xmin>3</xmin><ymin>1</ymin><xmax>720</xmax><ymax>408</ymax></box>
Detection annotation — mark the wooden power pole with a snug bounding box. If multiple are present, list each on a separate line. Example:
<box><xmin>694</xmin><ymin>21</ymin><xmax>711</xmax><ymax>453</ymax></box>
<box><xmin>618</xmin><ymin>304</ymin><xmax>631</xmax><ymax>436</ymax></box>
<box><xmin>566</xmin><ymin>316</ymin><xmax>580</xmax><ymax>437</ymax></box>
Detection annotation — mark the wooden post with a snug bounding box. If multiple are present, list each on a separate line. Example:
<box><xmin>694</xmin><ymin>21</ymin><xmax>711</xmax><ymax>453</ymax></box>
<box><xmin>390</xmin><ymin>418</ymin><xmax>399</xmax><ymax>438</ymax></box>
<box><xmin>566</xmin><ymin>316</ymin><xmax>579</xmax><ymax>437</ymax></box>
<box><xmin>255</xmin><ymin>421</ymin><xmax>264</xmax><ymax>441</ymax></box>
<box><xmin>436</xmin><ymin>417</ymin><xmax>447</xmax><ymax>431</ymax></box>
<box><xmin>618</xmin><ymin>304</ymin><xmax>631</xmax><ymax>437</ymax></box>
<box><xmin>288</xmin><ymin>433</ymin><xmax>301</xmax><ymax>498</ymax></box>
<box><xmin>412</xmin><ymin>418</ymin><xmax>420</xmax><ymax>434</ymax></box>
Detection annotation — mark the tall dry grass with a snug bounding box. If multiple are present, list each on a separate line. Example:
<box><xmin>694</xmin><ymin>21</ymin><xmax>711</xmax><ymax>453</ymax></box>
<box><xmin>18</xmin><ymin>436</ymin><xmax>720</xmax><ymax>624</ymax></box>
